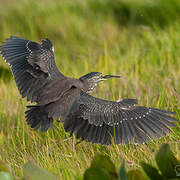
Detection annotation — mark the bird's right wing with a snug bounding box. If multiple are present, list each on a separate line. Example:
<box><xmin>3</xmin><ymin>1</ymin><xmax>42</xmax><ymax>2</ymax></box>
<box><xmin>0</xmin><ymin>36</ymin><xmax>64</xmax><ymax>102</ymax></box>
<box><xmin>64</xmin><ymin>91</ymin><xmax>177</xmax><ymax>145</ymax></box>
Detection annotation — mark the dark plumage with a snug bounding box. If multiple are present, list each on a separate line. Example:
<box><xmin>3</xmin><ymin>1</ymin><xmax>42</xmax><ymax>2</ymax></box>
<box><xmin>0</xmin><ymin>36</ymin><xmax>178</xmax><ymax>145</ymax></box>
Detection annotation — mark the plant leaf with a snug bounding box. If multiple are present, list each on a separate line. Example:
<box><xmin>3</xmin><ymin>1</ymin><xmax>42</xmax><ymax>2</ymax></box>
<box><xmin>141</xmin><ymin>162</ymin><xmax>164</xmax><ymax>180</ymax></box>
<box><xmin>155</xmin><ymin>144</ymin><xmax>179</xmax><ymax>178</ymax></box>
<box><xmin>83</xmin><ymin>167</ymin><xmax>111</xmax><ymax>180</ymax></box>
<box><xmin>23</xmin><ymin>161</ymin><xmax>58</xmax><ymax>180</ymax></box>
<box><xmin>119</xmin><ymin>160</ymin><xmax>128</xmax><ymax>180</ymax></box>
<box><xmin>0</xmin><ymin>172</ymin><xmax>13</xmax><ymax>180</ymax></box>
<box><xmin>127</xmin><ymin>170</ymin><xmax>146</xmax><ymax>180</ymax></box>
<box><xmin>90</xmin><ymin>154</ymin><xmax>118</xmax><ymax>179</ymax></box>
<box><xmin>0</xmin><ymin>161</ymin><xmax>11</xmax><ymax>174</ymax></box>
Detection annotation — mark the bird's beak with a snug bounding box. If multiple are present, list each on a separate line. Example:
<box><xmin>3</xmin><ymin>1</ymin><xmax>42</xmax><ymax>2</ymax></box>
<box><xmin>101</xmin><ymin>75</ymin><xmax>121</xmax><ymax>80</ymax></box>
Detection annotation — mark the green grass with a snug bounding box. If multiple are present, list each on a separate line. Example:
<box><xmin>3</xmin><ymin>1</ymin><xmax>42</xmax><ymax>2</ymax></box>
<box><xmin>0</xmin><ymin>0</ymin><xmax>180</xmax><ymax>179</ymax></box>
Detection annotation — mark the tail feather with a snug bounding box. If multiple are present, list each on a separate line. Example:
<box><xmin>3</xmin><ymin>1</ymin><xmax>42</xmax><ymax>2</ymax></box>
<box><xmin>25</xmin><ymin>106</ymin><xmax>53</xmax><ymax>132</ymax></box>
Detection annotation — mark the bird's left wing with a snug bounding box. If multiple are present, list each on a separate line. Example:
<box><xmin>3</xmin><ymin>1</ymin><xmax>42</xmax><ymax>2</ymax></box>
<box><xmin>63</xmin><ymin>91</ymin><xmax>177</xmax><ymax>145</ymax></box>
<box><xmin>0</xmin><ymin>36</ymin><xmax>64</xmax><ymax>102</ymax></box>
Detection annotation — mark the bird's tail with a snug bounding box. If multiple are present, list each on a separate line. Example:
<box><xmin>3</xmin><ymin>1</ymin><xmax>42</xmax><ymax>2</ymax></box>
<box><xmin>25</xmin><ymin>105</ymin><xmax>53</xmax><ymax>132</ymax></box>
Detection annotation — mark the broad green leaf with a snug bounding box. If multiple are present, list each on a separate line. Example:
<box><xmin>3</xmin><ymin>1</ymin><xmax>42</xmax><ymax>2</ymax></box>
<box><xmin>127</xmin><ymin>170</ymin><xmax>146</xmax><ymax>180</ymax></box>
<box><xmin>175</xmin><ymin>165</ymin><xmax>180</xmax><ymax>178</ymax></box>
<box><xmin>0</xmin><ymin>161</ymin><xmax>11</xmax><ymax>173</ymax></box>
<box><xmin>155</xmin><ymin>144</ymin><xmax>179</xmax><ymax>178</ymax></box>
<box><xmin>119</xmin><ymin>160</ymin><xmax>128</xmax><ymax>180</ymax></box>
<box><xmin>141</xmin><ymin>162</ymin><xmax>164</xmax><ymax>180</ymax></box>
<box><xmin>0</xmin><ymin>172</ymin><xmax>13</xmax><ymax>180</ymax></box>
<box><xmin>83</xmin><ymin>167</ymin><xmax>111</xmax><ymax>180</ymax></box>
<box><xmin>23</xmin><ymin>161</ymin><xmax>58</xmax><ymax>180</ymax></box>
<box><xmin>90</xmin><ymin>154</ymin><xmax>118</xmax><ymax>179</ymax></box>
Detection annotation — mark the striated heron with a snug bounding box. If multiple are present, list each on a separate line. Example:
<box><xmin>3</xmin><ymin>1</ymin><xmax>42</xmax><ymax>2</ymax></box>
<box><xmin>0</xmin><ymin>36</ymin><xmax>178</xmax><ymax>145</ymax></box>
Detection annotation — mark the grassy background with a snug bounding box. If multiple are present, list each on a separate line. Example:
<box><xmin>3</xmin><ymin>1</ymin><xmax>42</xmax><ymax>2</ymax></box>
<box><xmin>0</xmin><ymin>0</ymin><xmax>180</xmax><ymax>179</ymax></box>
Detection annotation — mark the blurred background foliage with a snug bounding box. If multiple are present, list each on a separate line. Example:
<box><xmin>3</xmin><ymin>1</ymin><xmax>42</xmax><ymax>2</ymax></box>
<box><xmin>1</xmin><ymin>0</ymin><xmax>180</xmax><ymax>100</ymax></box>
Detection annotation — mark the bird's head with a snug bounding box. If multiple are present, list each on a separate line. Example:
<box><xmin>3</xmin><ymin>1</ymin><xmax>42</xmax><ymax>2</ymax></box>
<box><xmin>79</xmin><ymin>72</ymin><xmax>120</xmax><ymax>94</ymax></box>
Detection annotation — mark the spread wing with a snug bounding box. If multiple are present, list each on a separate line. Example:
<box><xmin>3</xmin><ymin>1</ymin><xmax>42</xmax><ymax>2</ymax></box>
<box><xmin>63</xmin><ymin>91</ymin><xmax>177</xmax><ymax>145</ymax></box>
<box><xmin>0</xmin><ymin>36</ymin><xmax>64</xmax><ymax>102</ymax></box>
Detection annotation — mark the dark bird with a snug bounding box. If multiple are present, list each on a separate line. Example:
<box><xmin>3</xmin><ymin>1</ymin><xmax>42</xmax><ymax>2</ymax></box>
<box><xmin>0</xmin><ymin>36</ymin><xmax>178</xmax><ymax>145</ymax></box>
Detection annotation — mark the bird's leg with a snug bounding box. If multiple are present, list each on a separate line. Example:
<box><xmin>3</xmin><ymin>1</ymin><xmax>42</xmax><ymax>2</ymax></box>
<box><xmin>72</xmin><ymin>135</ymin><xmax>76</xmax><ymax>154</ymax></box>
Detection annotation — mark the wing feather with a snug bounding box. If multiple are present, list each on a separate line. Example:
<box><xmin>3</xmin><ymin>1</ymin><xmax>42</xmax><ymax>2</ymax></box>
<box><xmin>63</xmin><ymin>91</ymin><xmax>177</xmax><ymax>144</ymax></box>
<box><xmin>0</xmin><ymin>36</ymin><xmax>64</xmax><ymax>102</ymax></box>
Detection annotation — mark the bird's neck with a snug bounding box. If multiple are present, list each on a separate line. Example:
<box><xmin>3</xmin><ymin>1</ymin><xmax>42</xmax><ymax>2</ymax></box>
<box><xmin>79</xmin><ymin>80</ymin><xmax>98</xmax><ymax>94</ymax></box>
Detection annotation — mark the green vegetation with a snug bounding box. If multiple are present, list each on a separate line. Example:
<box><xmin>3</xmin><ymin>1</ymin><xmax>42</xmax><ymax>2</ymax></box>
<box><xmin>0</xmin><ymin>0</ymin><xmax>179</xmax><ymax>179</ymax></box>
<box><xmin>84</xmin><ymin>144</ymin><xmax>180</xmax><ymax>180</ymax></box>
<box><xmin>0</xmin><ymin>144</ymin><xmax>179</xmax><ymax>179</ymax></box>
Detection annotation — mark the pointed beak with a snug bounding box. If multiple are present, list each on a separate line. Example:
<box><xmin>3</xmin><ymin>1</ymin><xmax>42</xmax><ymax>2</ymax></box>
<box><xmin>101</xmin><ymin>75</ymin><xmax>121</xmax><ymax>80</ymax></box>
